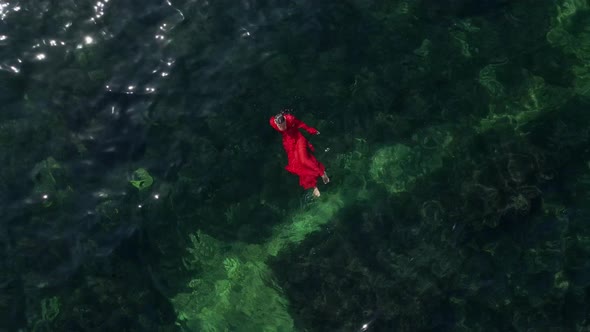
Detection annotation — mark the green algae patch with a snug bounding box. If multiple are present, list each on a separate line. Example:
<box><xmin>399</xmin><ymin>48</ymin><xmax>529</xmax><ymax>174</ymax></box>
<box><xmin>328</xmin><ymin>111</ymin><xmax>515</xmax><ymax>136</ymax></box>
<box><xmin>130</xmin><ymin>168</ymin><xmax>153</xmax><ymax>191</ymax></box>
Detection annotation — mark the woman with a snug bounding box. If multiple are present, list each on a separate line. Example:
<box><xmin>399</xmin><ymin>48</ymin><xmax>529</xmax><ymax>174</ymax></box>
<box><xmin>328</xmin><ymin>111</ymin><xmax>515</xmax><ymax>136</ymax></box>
<box><xmin>269</xmin><ymin>110</ymin><xmax>329</xmax><ymax>197</ymax></box>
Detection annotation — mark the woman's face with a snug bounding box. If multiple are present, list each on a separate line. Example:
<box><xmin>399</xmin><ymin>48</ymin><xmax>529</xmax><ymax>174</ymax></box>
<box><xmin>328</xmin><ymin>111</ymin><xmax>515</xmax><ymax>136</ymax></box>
<box><xmin>275</xmin><ymin>116</ymin><xmax>287</xmax><ymax>131</ymax></box>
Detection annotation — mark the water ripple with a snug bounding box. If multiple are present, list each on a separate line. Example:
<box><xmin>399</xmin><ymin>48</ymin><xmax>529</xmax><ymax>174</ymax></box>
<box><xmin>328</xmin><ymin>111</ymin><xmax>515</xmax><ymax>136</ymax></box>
<box><xmin>0</xmin><ymin>0</ymin><xmax>316</xmax><ymax>296</ymax></box>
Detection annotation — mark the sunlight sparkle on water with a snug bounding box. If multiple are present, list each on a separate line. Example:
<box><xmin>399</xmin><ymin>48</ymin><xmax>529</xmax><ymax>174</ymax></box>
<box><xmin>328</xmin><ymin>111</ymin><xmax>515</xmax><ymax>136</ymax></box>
<box><xmin>240</xmin><ymin>28</ymin><xmax>252</xmax><ymax>37</ymax></box>
<box><xmin>0</xmin><ymin>3</ymin><xmax>9</xmax><ymax>20</ymax></box>
<box><xmin>84</xmin><ymin>36</ymin><xmax>94</xmax><ymax>44</ymax></box>
<box><xmin>94</xmin><ymin>0</ymin><xmax>105</xmax><ymax>19</ymax></box>
<box><xmin>0</xmin><ymin>2</ymin><xmax>21</xmax><ymax>20</ymax></box>
<box><xmin>35</xmin><ymin>53</ymin><xmax>46</xmax><ymax>60</ymax></box>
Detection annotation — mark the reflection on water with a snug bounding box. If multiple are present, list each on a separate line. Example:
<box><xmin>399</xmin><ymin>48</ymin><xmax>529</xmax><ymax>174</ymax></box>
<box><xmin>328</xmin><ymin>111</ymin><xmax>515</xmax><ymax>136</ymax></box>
<box><xmin>1</xmin><ymin>0</ymin><xmax>315</xmax><ymax>329</ymax></box>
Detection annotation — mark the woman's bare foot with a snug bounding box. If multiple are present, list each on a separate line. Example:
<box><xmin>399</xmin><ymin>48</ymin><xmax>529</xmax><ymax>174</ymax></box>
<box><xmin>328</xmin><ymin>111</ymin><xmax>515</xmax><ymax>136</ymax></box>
<box><xmin>321</xmin><ymin>172</ymin><xmax>330</xmax><ymax>184</ymax></box>
<box><xmin>312</xmin><ymin>187</ymin><xmax>320</xmax><ymax>197</ymax></box>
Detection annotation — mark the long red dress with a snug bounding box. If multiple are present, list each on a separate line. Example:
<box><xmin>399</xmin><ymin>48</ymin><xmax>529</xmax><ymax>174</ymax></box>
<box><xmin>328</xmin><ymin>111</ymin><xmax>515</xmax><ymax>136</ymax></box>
<box><xmin>269</xmin><ymin>113</ymin><xmax>325</xmax><ymax>189</ymax></box>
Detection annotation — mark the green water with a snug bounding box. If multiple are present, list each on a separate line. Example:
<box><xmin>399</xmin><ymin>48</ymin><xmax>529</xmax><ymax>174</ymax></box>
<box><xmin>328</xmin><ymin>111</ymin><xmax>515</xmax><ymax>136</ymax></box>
<box><xmin>2</xmin><ymin>0</ymin><xmax>590</xmax><ymax>331</ymax></box>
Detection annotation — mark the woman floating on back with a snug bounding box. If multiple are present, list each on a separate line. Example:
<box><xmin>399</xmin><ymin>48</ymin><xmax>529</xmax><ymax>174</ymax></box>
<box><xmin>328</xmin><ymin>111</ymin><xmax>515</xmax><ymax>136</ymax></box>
<box><xmin>269</xmin><ymin>110</ymin><xmax>329</xmax><ymax>197</ymax></box>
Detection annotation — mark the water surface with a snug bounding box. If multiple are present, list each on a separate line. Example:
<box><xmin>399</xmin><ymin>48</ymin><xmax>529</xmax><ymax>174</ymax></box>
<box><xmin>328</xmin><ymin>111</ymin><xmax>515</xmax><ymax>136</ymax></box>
<box><xmin>2</xmin><ymin>0</ymin><xmax>590</xmax><ymax>331</ymax></box>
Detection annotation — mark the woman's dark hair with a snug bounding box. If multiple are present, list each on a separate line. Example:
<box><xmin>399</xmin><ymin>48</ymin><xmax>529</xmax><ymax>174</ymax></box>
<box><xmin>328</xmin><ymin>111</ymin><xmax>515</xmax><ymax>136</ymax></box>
<box><xmin>275</xmin><ymin>114</ymin><xmax>285</xmax><ymax>124</ymax></box>
<box><xmin>275</xmin><ymin>109</ymin><xmax>291</xmax><ymax>124</ymax></box>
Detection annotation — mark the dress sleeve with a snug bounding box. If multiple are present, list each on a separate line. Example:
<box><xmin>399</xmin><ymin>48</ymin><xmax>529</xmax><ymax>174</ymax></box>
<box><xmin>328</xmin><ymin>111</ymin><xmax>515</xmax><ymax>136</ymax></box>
<box><xmin>287</xmin><ymin>114</ymin><xmax>319</xmax><ymax>135</ymax></box>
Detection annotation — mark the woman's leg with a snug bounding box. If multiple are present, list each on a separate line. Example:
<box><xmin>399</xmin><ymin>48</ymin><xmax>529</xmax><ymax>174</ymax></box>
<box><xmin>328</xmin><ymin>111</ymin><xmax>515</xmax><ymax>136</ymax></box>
<box><xmin>296</xmin><ymin>139</ymin><xmax>328</xmax><ymax>184</ymax></box>
<box><xmin>295</xmin><ymin>138</ymin><xmax>324</xmax><ymax>175</ymax></box>
<box><xmin>312</xmin><ymin>187</ymin><xmax>320</xmax><ymax>197</ymax></box>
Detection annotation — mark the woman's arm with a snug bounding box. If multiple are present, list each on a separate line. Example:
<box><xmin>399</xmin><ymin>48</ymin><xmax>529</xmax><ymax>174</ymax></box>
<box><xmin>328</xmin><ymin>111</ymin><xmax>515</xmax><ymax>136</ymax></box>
<box><xmin>288</xmin><ymin>114</ymin><xmax>319</xmax><ymax>135</ymax></box>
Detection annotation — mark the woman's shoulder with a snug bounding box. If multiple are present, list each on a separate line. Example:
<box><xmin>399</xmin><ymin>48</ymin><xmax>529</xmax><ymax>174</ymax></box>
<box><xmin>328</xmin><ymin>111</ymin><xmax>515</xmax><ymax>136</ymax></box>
<box><xmin>284</xmin><ymin>113</ymin><xmax>296</xmax><ymax>121</ymax></box>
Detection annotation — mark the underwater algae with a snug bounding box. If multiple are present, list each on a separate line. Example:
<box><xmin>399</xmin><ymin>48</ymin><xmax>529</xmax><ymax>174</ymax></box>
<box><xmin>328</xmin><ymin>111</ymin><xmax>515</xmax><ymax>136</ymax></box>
<box><xmin>5</xmin><ymin>0</ymin><xmax>590</xmax><ymax>331</ymax></box>
<box><xmin>172</xmin><ymin>191</ymin><xmax>345</xmax><ymax>331</ymax></box>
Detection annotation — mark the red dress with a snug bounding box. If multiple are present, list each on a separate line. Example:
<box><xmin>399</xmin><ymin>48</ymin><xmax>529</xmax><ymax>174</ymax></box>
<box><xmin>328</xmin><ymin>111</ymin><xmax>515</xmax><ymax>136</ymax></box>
<box><xmin>269</xmin><ymin>114</ymin><xmax>326</xmax><ymax>189</ymax></box>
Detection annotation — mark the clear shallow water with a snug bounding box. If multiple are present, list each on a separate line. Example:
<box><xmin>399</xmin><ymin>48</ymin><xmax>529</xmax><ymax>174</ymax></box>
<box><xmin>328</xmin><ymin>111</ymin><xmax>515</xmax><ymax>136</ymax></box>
<box><xmin>2</xmin><ymin>0</ymin><xmax>590</xmax><ymax>331</ymax></box>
